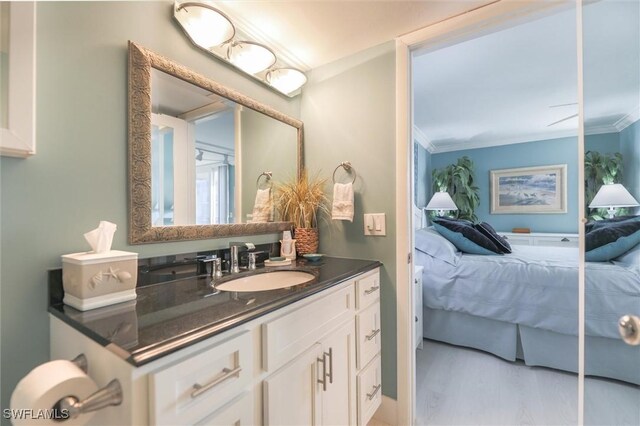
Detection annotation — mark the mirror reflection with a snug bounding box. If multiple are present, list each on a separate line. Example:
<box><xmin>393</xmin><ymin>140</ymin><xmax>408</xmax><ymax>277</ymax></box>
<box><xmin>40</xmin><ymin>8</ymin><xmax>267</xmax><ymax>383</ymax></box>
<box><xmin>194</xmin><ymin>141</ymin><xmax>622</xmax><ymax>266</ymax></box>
<box><xmin>411</xmin><ymin>5</ymin><xmax>581</xmax><ymax>424</ymax></box>
<box><xmin>129</xmin><ymin>43</ymin><xmax>301</xmax><ymax>243</ymax></box>
<box><xmin>150</xmin><ymin>68</ymin><xmax>298</xmax><ymax>226</ymax></box>
<box><xmin>583</xmin><ymin>0</ymin><xmax>640</xmax><ymax>424</ymax></box>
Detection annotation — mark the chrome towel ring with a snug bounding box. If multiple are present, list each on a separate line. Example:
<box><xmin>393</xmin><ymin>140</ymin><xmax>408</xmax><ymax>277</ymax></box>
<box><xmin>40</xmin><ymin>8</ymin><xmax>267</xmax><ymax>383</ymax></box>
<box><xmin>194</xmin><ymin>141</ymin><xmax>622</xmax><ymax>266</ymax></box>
<box><xmin>332</xmin><ymin>161</ymin><xmax>356</xmax><ymax>184</ymax></box>
<box><xmin>256</xmin><ymin>171</ymin><xmax>273</xmax><ymax>189</ymax></box>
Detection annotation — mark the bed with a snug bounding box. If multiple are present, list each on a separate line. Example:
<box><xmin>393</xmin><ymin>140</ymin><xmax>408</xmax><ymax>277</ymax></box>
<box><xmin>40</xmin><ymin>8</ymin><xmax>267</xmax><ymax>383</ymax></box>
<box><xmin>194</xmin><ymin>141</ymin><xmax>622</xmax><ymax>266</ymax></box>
<box><xmin>415</xmin><ymin>226</ymin><xmax>640</xmax><ymax>385</ymax></box>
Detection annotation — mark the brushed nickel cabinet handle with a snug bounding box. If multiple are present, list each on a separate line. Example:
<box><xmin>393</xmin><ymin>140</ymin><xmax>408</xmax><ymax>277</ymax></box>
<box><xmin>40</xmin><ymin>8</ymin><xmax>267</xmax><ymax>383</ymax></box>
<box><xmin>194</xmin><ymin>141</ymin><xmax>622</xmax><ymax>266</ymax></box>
<box><xmin>317</xmin><ymin>353</ymin><xmax>327</xmax><ymax>391</ymax></box>
<box><xmin>191</xmin><ymin>366</ymin><xmax>242</xmax><ymax>398</ymax></box>
<box><xmin>366</xmin><ymin>328</ymin><xmax>381</xmax><ymax>341</ymax></box>
<box><xmin>367</xmin><ymin>384</ymin><xmax>382</xmax><ymax>400</ymax></box>
<box><xmin>325</xmin><ymin>347</ymin><xmax>333</xmax><ymax>384</ymax></box>
<box><xmin>364</xmin><ymin>285</ymin><xmax>380</xmax><ymax>295</ymax></box>
<box><xmin>561</xmin><ymin>237</ymin><xmax>570</xmax><ymax>242</ymax></box>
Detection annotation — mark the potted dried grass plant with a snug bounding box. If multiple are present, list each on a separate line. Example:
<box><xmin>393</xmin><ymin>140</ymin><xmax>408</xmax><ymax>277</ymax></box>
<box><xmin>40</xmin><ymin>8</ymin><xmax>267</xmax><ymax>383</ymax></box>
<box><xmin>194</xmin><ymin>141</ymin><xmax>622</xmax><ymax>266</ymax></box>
<box><xmin>275</xmin><ymin>171</ymin><xmax>330</xmax><ymax>255</ymax></box>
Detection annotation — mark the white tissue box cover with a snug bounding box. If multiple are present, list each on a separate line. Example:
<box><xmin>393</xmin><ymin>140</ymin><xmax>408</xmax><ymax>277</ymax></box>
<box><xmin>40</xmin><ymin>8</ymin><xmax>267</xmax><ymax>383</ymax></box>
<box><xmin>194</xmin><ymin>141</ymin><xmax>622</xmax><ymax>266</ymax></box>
<box><xmin>62</xmin><ymin>250</ymin><xmax>138</xmax><ymax>311</ymax></box>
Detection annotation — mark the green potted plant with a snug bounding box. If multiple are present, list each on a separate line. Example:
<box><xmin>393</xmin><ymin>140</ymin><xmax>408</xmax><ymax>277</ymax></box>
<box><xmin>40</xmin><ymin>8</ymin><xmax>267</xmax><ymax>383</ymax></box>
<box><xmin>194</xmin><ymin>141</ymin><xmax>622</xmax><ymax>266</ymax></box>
<box><xmin>585</xmin><ymin>151</ymin><xmax>625</xmax><ymax>220</ymax></box>
<box><xmin>275</xmin><ymin>171</ymin><xmax>330</xmax><ymax>255</ymax></box>
<box><xmin>431</xmin><ymin>156</ymin><xmax>480</xmax><ymax>221</ymax></box>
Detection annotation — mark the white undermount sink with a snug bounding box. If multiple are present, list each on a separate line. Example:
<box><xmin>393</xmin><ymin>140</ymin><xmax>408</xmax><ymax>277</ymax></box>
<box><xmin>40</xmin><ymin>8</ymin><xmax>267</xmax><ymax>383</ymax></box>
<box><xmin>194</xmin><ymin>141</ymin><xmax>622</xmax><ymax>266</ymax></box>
<box><xmin>215</xmin><ymin>270</ymin><xmax>316</xmax><ymax>292</ymax></box>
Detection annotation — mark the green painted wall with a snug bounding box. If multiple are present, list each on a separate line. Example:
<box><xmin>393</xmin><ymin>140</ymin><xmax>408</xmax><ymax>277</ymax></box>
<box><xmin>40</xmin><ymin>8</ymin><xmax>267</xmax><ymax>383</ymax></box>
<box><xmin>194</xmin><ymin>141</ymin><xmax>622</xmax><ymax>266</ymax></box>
<box><xmin>240</xmin><ymin>108</ymin><xmax>298</xmax><ymax>221</ymax></box>
<box><xmin>0</xmin><ymin>1</ymin><xmax>301</xmax><ymax>414</ymax></box>
<box><xmin>300</xmin><ymin>42</ymin><xmax>397</xmax><ymax>398</ymax></box>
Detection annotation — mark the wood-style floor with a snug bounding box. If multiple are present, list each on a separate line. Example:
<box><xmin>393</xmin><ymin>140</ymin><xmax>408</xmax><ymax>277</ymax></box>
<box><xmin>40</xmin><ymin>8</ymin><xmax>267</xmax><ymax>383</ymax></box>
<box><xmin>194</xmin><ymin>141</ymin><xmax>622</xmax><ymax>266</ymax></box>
<box><xmin>416</xmin><ymin>339</ymin><xmax>640</xmax><ymax>426</ymax></box>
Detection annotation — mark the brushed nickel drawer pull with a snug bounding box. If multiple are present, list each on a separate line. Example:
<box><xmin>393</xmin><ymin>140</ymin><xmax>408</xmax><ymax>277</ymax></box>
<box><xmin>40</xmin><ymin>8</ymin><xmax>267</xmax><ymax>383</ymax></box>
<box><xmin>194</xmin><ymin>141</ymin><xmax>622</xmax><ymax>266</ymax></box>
<box><xmin>367</xmin><ymin>384</ymin><xmax>381</xmax><ymax>400</ymax></box>
<box><xmin>561</xmin><ymin>237</ymin><xmax>570</xmax><ymax>242</ymax></box>
<box><xmin>191</xmin><ymin>366</ymin><xmax>242</xmax><ymax>398</ymax></box>
<box><xmin>317</xmin><ymin>352</ymin><xmax>328</xmax><ymax>391</ymax></box>
<box><xmin>366</xmin><ymin>328</ymin><xmax>381</xmax><ymax>341</ymax></box>
<box><xmin>325</xmin><ymin>347</ymin><xmax>333</xmax><ymax>384</ymax></box>
<box><xmin>364</xmin><ymin>285</ymin><xmax>379</xmax><ymax>295</ymax></box>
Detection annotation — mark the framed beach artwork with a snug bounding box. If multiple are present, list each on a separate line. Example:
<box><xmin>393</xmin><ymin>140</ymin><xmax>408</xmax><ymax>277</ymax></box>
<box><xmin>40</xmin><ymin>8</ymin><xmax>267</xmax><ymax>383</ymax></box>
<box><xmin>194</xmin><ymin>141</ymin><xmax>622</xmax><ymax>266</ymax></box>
<box><xmin>490</xmin><ymin>164</ymin><xmax>567</xmax><ymax>214</ymax></box>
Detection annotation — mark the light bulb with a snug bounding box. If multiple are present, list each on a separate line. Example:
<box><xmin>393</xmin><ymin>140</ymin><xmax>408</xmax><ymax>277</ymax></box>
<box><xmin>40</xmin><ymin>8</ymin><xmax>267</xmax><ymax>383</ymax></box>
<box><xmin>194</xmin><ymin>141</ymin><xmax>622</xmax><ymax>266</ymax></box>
<box><xmin>266</xmin><ymin>68</ymin><xmax>307</xmax><ymax>95</ymax></box>
<box><xmin>175</xmin><ymin>2</ymin><xmax>235</xmax><ymax>49</ymax></box>
<box><xmin>227</xmin><ymin>41</ymin><xmax>276</xmax><ymax>75</ymax></box>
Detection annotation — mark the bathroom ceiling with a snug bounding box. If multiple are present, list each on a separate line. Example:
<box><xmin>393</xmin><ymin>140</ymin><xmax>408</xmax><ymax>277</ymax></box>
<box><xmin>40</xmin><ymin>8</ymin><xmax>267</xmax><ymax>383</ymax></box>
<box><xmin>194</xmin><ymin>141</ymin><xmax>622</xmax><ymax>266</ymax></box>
<box><xmin>412</xmin><ymin>1</ymin><xmax>640</xmax><ymax>153</ymax></box>
<box><xmin>214</xmin><ymin>0</ymin><xmax>493</xmax><ymax>71</ymax></box>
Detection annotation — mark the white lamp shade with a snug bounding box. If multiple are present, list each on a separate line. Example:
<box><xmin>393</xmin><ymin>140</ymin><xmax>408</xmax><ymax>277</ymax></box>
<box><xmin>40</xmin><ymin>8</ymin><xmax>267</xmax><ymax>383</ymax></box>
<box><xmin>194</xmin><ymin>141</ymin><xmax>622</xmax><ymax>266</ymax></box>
<box><xmin>589</xmin><ymin>183</ymin><xmax>639</xmax><ymax>208</ymax></box>
<box><xmin>426</xmin><ymin>191</ymin><xmax>458</xmax><ymax>211</ymax></box>
<box><xmin>266</xmin><ymin>68</ymin><xmax>308</xmax><ymax>95</ymax></box>
<box><xmin>175</xmin><ymin>2</ymin><xmax>235</xmax><ymax>49</ymax></box>
<box><xmin>227</xmin><ymin>41</ymin><xmax>276</xmax><ymax>75</ymax></box>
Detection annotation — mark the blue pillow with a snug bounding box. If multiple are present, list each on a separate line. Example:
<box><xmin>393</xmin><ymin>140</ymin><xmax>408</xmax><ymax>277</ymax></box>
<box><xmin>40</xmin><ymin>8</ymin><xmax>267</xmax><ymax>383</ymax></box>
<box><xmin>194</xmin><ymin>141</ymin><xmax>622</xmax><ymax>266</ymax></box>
<box><xmin>474</xmin><ymin>222</ymin><xmax>512</xmax><ymax>254</ymax></box>
<box><xmin>585</xmin><ymin>215</ymin><xmax>640</xmax><ymax>234</ymax></box>
<box><xmin>586</xmin><ymin>229</ymin><xmax>640</xmax><ymax>262</ymax></box>
<box><xmin>433</xmin><ymin>222</ymin><xmax>500</xmax><ymax>255</ymax></box>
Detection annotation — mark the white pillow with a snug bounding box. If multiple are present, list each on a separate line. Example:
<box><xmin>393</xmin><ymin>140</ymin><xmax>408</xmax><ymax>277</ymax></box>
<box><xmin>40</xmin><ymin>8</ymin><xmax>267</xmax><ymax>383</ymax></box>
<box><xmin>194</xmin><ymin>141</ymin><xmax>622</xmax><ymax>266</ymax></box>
<box><xmin>415</xmin><ymin>227</ymin><xmax>460</xmax><ymax>266</ymax></box>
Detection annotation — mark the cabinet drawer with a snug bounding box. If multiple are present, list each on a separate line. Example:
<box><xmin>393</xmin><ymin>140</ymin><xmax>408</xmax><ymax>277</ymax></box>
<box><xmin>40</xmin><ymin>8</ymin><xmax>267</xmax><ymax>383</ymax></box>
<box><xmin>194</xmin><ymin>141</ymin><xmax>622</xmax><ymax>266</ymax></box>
<box><xmin>533</xmin><ymin>236</ymin><xmax>578</xmax><ymax>247</ymax></box>
<box><xmin>355</xmin><ymin>269</ymin><xmax>380</xmax><ymax>310</ymax></box>
<box><xmin>500</xmin><ymin>234</ymin><xmax>531</xmax><ymax>246</ymax></box>
<box><xmin>357</xmin><ymin>355</ymin><xmax>382</xmax><ymax>426</ymax></box>
<box><xmin>263</xmin><ymin>283</ymin><xmax>355</xmax><ymax>371</ymax></box>
<box><xmin>150</xmin><ymin>331</ymin><xmax>252</xmax><ymax>425</ymax></box>
<box><xmin>356</xmin><ymin>302</ymin><xmax>381</xmax><ymax>369</ymax></box>
<box><xmin>197</xmin><ymin>391</ymin><xmax>254</xmax><ymax>425</ymax></box>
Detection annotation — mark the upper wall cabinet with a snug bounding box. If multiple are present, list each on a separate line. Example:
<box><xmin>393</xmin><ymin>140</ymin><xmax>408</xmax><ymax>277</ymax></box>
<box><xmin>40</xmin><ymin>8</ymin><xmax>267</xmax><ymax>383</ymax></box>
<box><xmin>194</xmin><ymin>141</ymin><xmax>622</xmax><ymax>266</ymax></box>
<box><xmin>0</xmin><ymin>2</ymin><xmax>36</xmax><ymax>158</ymax></box>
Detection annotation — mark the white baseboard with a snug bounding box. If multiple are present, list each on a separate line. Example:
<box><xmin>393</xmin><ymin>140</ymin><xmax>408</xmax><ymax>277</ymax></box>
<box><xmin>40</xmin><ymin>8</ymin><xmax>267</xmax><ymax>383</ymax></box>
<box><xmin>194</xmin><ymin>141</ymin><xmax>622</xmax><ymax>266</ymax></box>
<box><xmin>372</xmin><ymin>395</ymin><xmax>397</xmax><ymax>425</ymax></box>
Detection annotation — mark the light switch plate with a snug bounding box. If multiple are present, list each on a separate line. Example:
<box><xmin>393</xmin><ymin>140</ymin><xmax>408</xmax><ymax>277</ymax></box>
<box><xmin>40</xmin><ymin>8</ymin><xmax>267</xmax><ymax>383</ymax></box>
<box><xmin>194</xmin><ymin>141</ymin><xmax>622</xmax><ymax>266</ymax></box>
<box><xmin>364</xmin><ymin>213</ymin><xmax>386</xmax><ymax>236</ymax></box>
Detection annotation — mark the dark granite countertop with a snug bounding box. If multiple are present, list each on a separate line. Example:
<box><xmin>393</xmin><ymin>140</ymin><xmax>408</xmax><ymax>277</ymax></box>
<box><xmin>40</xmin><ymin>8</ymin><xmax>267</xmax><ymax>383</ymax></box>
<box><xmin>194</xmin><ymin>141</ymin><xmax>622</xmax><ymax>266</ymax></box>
<box><xmin>48</xmin><ymin>256</ymin><xmax>381</xmax><ymax>367</ymax></box>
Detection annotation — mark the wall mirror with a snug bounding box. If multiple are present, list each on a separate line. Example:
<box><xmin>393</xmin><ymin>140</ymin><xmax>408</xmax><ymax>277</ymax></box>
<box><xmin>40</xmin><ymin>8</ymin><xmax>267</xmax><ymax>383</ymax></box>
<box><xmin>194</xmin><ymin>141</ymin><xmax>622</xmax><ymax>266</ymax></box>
<box><xmin>128</xmin><ymin>42</ymin><xmax>303</xmax><ymax>244</ymax></box>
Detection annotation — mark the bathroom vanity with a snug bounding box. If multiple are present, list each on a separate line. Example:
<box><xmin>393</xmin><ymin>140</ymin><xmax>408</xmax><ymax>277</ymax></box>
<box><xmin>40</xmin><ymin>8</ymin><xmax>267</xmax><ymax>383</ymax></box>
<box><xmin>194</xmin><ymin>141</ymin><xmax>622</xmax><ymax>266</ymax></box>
<box><xmin>48</xmin><ymin>256</ymin><xmax>382</xmax><ymax>425</ymax></box>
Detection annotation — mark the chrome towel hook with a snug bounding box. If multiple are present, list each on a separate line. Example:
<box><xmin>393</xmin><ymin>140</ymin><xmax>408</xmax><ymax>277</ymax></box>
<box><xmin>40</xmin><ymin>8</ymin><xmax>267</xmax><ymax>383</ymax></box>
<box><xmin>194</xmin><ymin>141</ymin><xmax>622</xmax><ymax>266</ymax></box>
<box><xmin>332</xmin><ymin>161</ymin><xmax>356</xmax><ymax>184</ymax></box>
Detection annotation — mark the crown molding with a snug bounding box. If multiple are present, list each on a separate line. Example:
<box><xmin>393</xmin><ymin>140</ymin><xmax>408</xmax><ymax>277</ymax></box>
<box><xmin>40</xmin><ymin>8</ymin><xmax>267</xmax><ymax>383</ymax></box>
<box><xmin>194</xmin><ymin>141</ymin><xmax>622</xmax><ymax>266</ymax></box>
<box><xmin>214</xmin><ymin>2</ymin><xmax>310</xmax><ymax>72</ymax></box>
<box><xmin>430</xmin><ymin>128</ymin><xmax>578</xmax><ymax>153</ymax></box>
<box><xmin>613</xmin><ymin>104</ymin><xmax>640</xmax><ymax>132</ymax></box>
<box><xmin>412</xmin><ymin>126</ymin><xmax>436</xmax><ymax>153</ymax></box>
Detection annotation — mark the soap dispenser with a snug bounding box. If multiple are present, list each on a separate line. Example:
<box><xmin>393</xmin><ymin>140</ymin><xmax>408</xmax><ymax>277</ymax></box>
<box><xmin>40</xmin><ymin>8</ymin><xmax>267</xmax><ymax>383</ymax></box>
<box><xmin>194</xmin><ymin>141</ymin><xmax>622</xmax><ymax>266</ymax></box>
<box><xmin>280</xmin><ymin>231</ymin><xmax>297</xmax><ymax>260</ymax></box>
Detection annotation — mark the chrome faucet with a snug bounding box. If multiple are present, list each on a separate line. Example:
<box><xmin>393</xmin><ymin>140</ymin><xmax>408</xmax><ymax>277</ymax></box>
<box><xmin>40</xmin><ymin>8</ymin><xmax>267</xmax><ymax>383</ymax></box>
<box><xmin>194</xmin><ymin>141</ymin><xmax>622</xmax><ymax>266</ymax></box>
<box><xmin>229</xmin><ymin>242</ymin><xmax>255</xmax><ymax>273</ymax></box>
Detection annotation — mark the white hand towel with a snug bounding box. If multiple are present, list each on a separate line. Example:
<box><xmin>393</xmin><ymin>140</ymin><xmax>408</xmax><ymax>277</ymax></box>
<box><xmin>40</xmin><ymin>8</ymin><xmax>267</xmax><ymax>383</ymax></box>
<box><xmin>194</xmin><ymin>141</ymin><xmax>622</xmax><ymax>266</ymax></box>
<box><xmin>252</xmin><ymin>188</ymin><xmax>272</xmax><ymax>223</ymax></box>
<box><xmin>332</xmin><ymin>182</ymin><xmax>354</xmax><ymax>222</ymax></box>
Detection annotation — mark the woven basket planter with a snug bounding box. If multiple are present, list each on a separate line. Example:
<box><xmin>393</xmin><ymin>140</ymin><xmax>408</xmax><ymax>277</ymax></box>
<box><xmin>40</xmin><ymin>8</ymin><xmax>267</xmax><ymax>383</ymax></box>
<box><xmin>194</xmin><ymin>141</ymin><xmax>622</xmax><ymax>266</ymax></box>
<box><xmin>294</xmin><ymin>227</ymin><xmax>319</xmax><ymax>255</ymax></box>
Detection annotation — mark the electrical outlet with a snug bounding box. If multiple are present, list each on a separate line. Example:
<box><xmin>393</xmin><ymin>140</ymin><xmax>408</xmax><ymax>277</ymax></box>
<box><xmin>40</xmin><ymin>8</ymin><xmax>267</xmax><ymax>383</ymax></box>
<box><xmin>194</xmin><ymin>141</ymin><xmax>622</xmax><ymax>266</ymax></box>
<box><xmin>364</xmin><ymin>213</ymin><xmax>386</xmax><ymax>236</ymax></box>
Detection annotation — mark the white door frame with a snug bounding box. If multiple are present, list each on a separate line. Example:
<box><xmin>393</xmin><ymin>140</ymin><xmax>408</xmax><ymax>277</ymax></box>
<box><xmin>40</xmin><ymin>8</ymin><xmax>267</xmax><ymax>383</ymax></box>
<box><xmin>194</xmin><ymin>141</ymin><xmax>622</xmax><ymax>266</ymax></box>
<box><xmin>394</xmin><ymin>1</ymin><xmax>578</xmax><ymax>424</ymax></box>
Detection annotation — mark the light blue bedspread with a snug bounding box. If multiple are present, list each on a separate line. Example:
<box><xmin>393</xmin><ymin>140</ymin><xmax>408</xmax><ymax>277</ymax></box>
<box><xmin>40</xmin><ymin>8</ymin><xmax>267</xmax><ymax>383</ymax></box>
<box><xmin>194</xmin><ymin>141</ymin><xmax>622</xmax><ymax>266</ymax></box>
<box><xmin>416</xmin><ymin>243</ymin><xmax>640</xmax><ymax>339</ymax></box>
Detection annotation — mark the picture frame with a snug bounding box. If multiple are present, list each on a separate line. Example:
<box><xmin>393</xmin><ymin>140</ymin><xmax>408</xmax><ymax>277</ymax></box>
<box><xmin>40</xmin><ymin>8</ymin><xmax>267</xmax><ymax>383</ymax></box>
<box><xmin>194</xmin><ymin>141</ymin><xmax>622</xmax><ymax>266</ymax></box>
<box><xmin>490</xmin><ymin>164</ymin><xmax>567</xmax><ymax>214</ymax></box>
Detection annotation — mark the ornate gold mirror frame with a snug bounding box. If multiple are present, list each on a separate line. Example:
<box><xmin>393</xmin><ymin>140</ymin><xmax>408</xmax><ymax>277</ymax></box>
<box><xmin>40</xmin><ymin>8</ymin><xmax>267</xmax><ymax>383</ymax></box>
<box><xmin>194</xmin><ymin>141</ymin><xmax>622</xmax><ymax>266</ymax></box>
<box><xmin>128</xmin><ymin>42</ymin><xmax>303</xmax><ymax>244</ymax></box>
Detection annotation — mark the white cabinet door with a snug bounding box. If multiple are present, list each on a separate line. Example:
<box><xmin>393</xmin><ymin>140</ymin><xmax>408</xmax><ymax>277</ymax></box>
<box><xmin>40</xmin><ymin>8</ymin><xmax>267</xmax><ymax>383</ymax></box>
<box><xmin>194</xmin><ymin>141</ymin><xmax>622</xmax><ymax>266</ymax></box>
<box><xmin>320</xmin><ymin>320</ymin><xmax>357</xmax><ymax>426</ymax></box>
<box><xmin>263</xmin><ymin>343</ymin><xmax>323</xmax><ymax>426</ymax></box>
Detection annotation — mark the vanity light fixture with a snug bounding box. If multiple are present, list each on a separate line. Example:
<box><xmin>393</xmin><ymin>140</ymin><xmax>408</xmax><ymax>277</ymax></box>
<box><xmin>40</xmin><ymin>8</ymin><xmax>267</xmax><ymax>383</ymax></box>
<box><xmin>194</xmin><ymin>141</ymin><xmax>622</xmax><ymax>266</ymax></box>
<box><xmin>266</xmin><ymin>68</ymin><xmax>308</xmax><ymax>96</ymax></box>
<box><xmin>589</xmin><ymin>183</ymin><xmax>639</xmax><ymax>218</ymax></box>
<box><xmin>174</xmin><ymin>2</ymin><xmax>235</xmax><ymax>49</ymax></box>
<box><xmin>425</xmin><ymin>191</ymin><xmax>459</xmax><ymax>217</ymax></box>
<box><xmin>227</xmin><ymin>41</ymin><xmax>276</xmax><ymax>75</ymax></box>
<box><xmin>173</xmin><ymin>1</ymin><xmax>307</xmax><ymax>97</ymax></box>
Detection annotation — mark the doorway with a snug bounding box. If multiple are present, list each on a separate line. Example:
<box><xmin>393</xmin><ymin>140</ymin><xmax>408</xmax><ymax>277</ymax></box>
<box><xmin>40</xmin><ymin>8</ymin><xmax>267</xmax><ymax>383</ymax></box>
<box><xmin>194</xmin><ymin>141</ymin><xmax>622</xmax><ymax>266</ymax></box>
<box><xmin>395</xmin><ymin>1</ymin><xmax>640</xmax><ymax>424</ymax></box>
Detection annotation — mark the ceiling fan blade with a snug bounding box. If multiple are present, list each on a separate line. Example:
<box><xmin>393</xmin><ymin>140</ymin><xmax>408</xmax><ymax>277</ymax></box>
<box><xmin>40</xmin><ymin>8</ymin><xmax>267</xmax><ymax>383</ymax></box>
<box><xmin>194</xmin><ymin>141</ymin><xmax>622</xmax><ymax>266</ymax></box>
<box><xmin>549</xmin><ymin>102</ymin><xmax>578</xmax><ymax>108</ymax></box>
<box><xmin>547</xmin><ymin>113</ymin><xmax>579</xmax><ymax>127</ymax></box>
